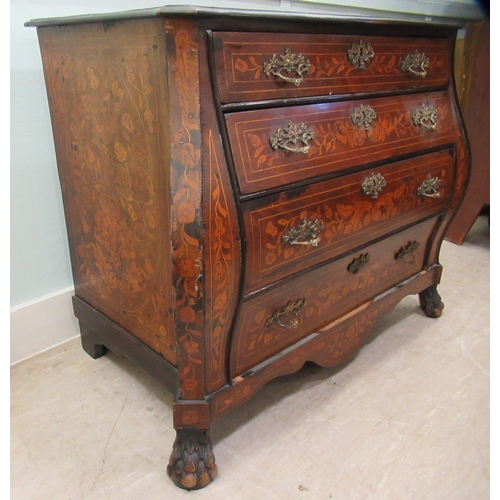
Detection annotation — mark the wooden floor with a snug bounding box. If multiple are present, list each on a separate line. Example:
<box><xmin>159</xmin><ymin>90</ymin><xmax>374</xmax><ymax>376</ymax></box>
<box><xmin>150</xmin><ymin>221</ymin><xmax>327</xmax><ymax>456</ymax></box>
<box><xmin>11</xmin><ymin>216</ymin><xmax>490</xmax><ymax>500</ymax></box>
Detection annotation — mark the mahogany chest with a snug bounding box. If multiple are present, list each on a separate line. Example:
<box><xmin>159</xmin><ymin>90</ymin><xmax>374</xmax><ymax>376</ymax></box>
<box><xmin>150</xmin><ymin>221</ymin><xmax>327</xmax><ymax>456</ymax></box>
<box><xmin>27</xmin><ymin>6</ymin><xmax>469</xmax><ymax>490</ymax></box>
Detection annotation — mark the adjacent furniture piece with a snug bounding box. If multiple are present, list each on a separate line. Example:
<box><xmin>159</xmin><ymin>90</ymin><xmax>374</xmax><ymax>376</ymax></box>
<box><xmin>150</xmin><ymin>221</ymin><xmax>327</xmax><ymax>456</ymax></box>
<box><xmin>27</xmin><ymin>6</ymin><xmax>469</xmax><ymax>490</ymax></box>
<box><xmin>447</xmin><ymin>18</ymin><xmax>489</xmax><ymax>244</ymax></box>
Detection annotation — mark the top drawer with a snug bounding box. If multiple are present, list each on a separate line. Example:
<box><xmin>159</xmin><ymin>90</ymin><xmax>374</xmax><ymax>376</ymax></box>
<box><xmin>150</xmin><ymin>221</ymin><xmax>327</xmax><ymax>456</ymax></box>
<box><xmin>212</xmin><ymin>32</ymin><xmax>451</xmax><ymax>104</ymax></box>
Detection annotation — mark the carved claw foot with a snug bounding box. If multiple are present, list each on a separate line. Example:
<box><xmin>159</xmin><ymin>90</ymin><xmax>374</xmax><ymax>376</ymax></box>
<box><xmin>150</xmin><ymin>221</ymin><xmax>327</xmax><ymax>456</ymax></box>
<box><xmin>167</xmin><ymin>429</ymin><xmax>218</xmax><ymax>490</ymax></box>
<box><xmin>418</xmin><ymin>284</ymin><xmax>444</xmax><ymax>318</ymax></box>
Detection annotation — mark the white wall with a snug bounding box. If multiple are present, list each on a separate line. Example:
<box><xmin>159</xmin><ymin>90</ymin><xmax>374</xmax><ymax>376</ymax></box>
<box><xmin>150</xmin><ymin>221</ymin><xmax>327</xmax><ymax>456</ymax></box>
<box><xmin>10</xmin><ymin>0</ymin><xmax>483</xmax><ymax>362</ymax></box>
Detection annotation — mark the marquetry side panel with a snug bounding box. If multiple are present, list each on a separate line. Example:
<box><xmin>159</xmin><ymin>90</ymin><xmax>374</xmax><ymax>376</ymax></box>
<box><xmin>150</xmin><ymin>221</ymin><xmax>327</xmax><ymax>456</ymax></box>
<box><xmin>199</xmin><ymin>33</ymin><xmax>242</xmax><ymax>394</ymax></box>
<box><xmin>38</xmin><ymin>20</ymin><xmax>177</xmax><ymax>364</ymax></box>
<box><xmin>165</xmin><ymin>19</ymin><xmax>206</xmax><ymax>399</ymax></box>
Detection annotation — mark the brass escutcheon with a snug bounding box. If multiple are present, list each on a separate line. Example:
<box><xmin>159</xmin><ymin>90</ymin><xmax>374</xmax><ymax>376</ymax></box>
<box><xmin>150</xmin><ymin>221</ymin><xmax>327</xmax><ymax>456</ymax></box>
<box><xmin>347</xmin><ymin>41</ymin><xmax>375</xmax><ymax>69</ymax></box>
<box><xmin>401</xmin><ymin>49</ymin><xmax>430</xmax><ymax>78</ymax></box>
<box><xmin>417</xmin><ymin>175</ymin><xmax>442</xmax><ymax>198</ymax></box>
<box><xmin>351</xmin><ymin>104</ymin><xmax>377</xmax><ymax>130</ymax></box>
<box><xmin>270</xmin><ymin>120</ymin><xmax>315</xmax><ymax>154</ymax></box>
<box><xmin>347</xmin><ymin>253</ymin><xmax>371</xmax><ymax>274</ymax></box>
<box><xmin>361</xmin><ymin>173</ymin><xmax>387</xmax><ymax>199</ymax></box>
<box><xmin>266</xmin><ymin>299</ymin><xmax>307</xmax><ymax>329</ymax></box>
<box><xmin>282</xmin><ymin>217</ymin><xmax>326</xmax><ymax>247</ymax></box>
<box><xmin>395</xmin><ymin>240</ymin><xmax>420</xmax><ymax>264</ymax></box>
<box><xmin>412</xmin><ymin>104</ymin><xmax>439</xmax><ymax>130</ymax></box>
<box><xmin>263</xmin><ymin>48</ymin><xmax>312</xmax><ymax>86</ymax></box>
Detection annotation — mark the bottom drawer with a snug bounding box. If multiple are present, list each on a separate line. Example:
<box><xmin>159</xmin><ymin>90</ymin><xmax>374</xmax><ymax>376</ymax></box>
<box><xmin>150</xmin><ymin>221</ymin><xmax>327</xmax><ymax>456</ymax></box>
<box><xmin>230</xmin><ymin>217</ymin><xmax>438</xmax><ymax>377</ymax></box>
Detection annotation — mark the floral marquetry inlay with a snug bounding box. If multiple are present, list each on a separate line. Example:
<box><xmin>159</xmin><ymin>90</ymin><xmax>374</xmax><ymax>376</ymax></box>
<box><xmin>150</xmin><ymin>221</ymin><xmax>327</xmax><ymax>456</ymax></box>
<box><xmin>44</xmin><ymin>31</ymin><xmax>176</xmax><ymax>362</ymax></box>
<box><xmin>233</xmin><ymin>48</ymin><xmax>445</xmax><ymax>82</ymax></box>
<box><xmin>166</xmin><ymin>22</ymin><xmax>206</xmax><ymax>400</ymax></box>
<box><xmin>242</xmin><ymin>103</ymin><xmax>446</xmax><ymax>171</ymax></box>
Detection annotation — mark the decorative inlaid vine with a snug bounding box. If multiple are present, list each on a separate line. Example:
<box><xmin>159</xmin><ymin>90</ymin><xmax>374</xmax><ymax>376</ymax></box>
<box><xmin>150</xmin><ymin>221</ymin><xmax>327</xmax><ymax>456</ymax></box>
<box><xmin>243</xmin><ymin>246</ymin><xmax>417</xmax><ymax>355</ymax></box>
<box><xmin>261</xmin><ymin>180</ymin><xmax>420</xmax><ymax>267</ymax></box>
<box><xmin>221</xmin><ymin>302</ymin><xmax>385</xmax><ymax>415</ymax></box>
<box><xmin>167</xmin><ymin>23</ymin><xmax>205</xmax><ymax>399</ymax></box>
<box><xmin>206</xmin><ymin>130</ymin><xmax>236</xmax><ymax>385</ymax></box>
<box><xmin>233</xmin><ymin>52</ymin><xmax>445</xmax><ymax>81</ymax></box>
<box><xmin>245</xmin><ymin>107</ymin><xmax>443</xmax><ymax>170</ymax></box>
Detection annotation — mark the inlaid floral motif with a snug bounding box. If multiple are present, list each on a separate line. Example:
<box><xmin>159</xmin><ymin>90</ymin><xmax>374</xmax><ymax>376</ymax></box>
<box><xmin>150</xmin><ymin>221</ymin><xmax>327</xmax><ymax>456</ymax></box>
<box><xmin>48</xmin><ymin>36</ymin><xmax>175</xmax><ymax>360</ymax></box>
<box><xmin>167</xmin><ymin>23</ymin><xmax>205</xmax><ymax>399</ymax></box>
<box><xmin>244</xmin><ymin>242</ymin><xmax>418</xmax><ymax>356</ymax></box>
<box><xmin>205</xmin><ymin>131</ymin><xmax>237</xmax><ymax>386</ymax></box>
<box><xmin>233</xmin><ymin>51</ymin><xmax>444</xmax><ymax>81</ymax></box>
<box><xmin>245</xmin><ymin>106</ymin><xmax>445</xmax><ymax>171</ymax></box>
<box><xmin>260</xmin><ymin>170</ymin><xmax>444</xmax><ymax>267</ymax></box>
<box><xmin>218</xmin><ymin>300</ymin><xmax>391</xmax><ymax>417</ymax></box>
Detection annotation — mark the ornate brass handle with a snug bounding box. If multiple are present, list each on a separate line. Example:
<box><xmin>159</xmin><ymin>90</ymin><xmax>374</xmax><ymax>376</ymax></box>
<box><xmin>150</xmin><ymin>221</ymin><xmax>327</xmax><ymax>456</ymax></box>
<box><xmin>361</xmin><ymin>173</ymin><xmax>386</xmax><ymax>199</ymax></box>
<box><xmin>266</xmin><ymin>299</ymin><xmax>306</xmax><ymax>329</ymax></box>
<box><xmin>417</xmin><ymin>176</ymin><xmax>442</xmax><ymax>198</ymax></box>
<box><xmin>347</xmin><ymin>253</ymin><xmax>370</xmax><ymax>274</ymax></box>
<box><xmin>282</xmin><ymin>217</ymin><xmax>326</xmax><ymax>247</ymax></box>
<box><xmin>263</xmin><ymin>48</ymin><xmax>312</xmax><ymax>86</ymax></box>
<box><xmin>401</xmin><ymin>50</ymin><xmax>430</xmax><ymax>78</ymax></box>
<box><xmin>412</xmin><ymin>104</ymin><xmax>439</xmax><ymax>130</ymax></box>
<box><xmin>395</xmin><ymin>241</ymin><xmax>420</xmax><ymax>264</ymax></box>
<box><xmin>270</xmin><ymin>120</ymin><xmax>315</xmax><ymax>153</ymax></box>
<box><xmin>351</xmin><ymin>104</ymin><xmax>377</xmax><ymax>130</ymax></box>
<box><xmin>347</xmin><ymin>41</ymin><xmax>375</xmax><ymax>69</ymax></box>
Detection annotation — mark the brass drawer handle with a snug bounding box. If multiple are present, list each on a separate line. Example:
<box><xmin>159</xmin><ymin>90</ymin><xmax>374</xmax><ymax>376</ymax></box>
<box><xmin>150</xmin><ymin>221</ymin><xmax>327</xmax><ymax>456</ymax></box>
<box><xmin>282</xmin><ymin>217</ymin><xmax>326</xmax><ymax>247</ymax></box>
<box><xmin>266</xmin><ymin>299</ymin><xmax>306</xmax><ymax>329</ymax></box>
<box><xmin>412</xmin><ymin>104</ymin><xmax>439</xmax><ymax>130</ymax></box>
<box><xmin>417</xmin><ymin>175</ymin><xmax>442</xmax><ymax>198</ymax></box>
<box><xmin>347</xmin><ymin>253</ymin><xmax>370</xmax><ymax>274</ymax></box>
<box><xmin>401</xmin><ymin>49</ymin><xmax>430</xmax><ymax>78</ymax></box>
<box><xmin>263</xmin><ymin>48</ymin><xmax>312</xmax><ymax>86</ymax></box>
<box><xmin>347</xmin><ymin>41</ymin><xmax>375</xmax><ymax>69</ymax></box>
<box><xmin>395</xmin><ymin>240</ymin><xmax>420</xmax><ymax>264</ymax></box>
<box><xmin>361</xmin><ymin>173</ymin><xmax>386</xmax><ymax>199</ymax></box>
<box><xmin>351</xmin><ymin>104</ymin><xmax>377</xmax><ymax>130</ymax></box>
<box><xmin>270</xmin><ymin>120</ymin><xmax>315</xmax><ymax>154</ymax></box>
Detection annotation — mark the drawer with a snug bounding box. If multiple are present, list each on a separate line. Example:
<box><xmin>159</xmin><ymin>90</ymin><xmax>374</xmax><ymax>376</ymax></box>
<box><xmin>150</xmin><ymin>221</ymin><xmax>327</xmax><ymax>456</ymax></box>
<box><xmin>227</xmin><ymin>91</ymin><xmax>454</xmax><ymax>195</ymax></box>
<box><xmin>243</xmin><ymin>149</ymin><xmax>454</xmax><ymax>295</ymax></box>
<box><xmin>213</xmin><ymin>32</ymin><xmax>451</xmax><ymax>104</ymax></box>
<box><xmin>231</xmin><ymin>217</ymin><xmax>438</xmax><ymax>377</ymax></box>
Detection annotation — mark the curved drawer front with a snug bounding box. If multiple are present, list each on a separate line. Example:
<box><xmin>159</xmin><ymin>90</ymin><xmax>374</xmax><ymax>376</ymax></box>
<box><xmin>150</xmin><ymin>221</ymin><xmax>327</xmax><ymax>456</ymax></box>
<box><xmin>226</xmin><ymin>91</ymin><xmax>454</xmax><ymax>195</ymax></box>
<box><xmin>243</xmin><ymin>149</ymin><xmax>453</xmax><ymax>295</ymax></box>
<box><xmin>231</xmin><ymin>217</ymin><xmax>438</xmax><ymax>377</ymax></box>
<box><xmin>213</xmin><ymin>32</ymin><xmax>451</xmax><ymax>104</ymax></box>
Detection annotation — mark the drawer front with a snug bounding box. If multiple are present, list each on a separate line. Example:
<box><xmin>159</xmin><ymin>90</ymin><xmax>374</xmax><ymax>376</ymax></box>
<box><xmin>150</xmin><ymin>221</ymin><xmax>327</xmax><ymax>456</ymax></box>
<box><xmin>213</xmin><ymin>32</ymin><xmax>451</xmax><ymax>104</ymax></box>
<box><xmin>243</xmin><ymin>150</ymin><xmax>453</xmax><ymax>295</ymax></box>
<box><xmin>231</xmin><ymin>217</ymin><xmax>438</xmax><ymax>377</ymax></box>
<box><xmin>226</xmin><ymin>91</ymin><xmax>454</xmax><ymax>195</ymax></box>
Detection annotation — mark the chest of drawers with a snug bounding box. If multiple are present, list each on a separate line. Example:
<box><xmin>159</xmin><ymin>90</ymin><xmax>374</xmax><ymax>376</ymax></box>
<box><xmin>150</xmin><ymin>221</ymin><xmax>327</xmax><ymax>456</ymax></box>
<box><xmin>27</xmin><ymin>6</ymin><xmax>469</xmax><ymax>490</ymax></box>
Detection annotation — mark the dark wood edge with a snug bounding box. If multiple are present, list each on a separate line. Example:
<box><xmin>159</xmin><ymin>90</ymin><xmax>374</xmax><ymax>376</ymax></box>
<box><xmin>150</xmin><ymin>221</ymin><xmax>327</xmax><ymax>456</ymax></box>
<box><xmin>26</xmin><ymin>6</ymin><xmax>474</xmax><ymax>30</ymax></box>
<box><xmin>208</xmin><ymin>266</ymin><xmax>441</xmax><ymax>422</ymax></box>
<box><xmin>204</xmin><ymin>27</ymin><xmax>253</xmax><ymax>390</ymax></box>
<box><xmin>72</xmin><ymin>296</ymin><xmax>179</xmax><ymax>394</ymax></box>
<box><xmin>220</xmin><ymin>86</ymin><xmax>450</xmax><ymax>114</ymax></box>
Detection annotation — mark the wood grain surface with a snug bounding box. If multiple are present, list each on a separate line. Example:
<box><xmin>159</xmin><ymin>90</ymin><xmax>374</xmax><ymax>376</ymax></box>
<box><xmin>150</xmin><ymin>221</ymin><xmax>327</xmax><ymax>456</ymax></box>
<box><xmin>38</xmin><ymin>20</ymin><xmax>177</xmax><ymax>364</ymax></box>
<box><xmin>213</xmin><ymin>31</ymin><xmax>451</xmax><ymax>103</ymax></box>
<box><xmin>231</xmin><ymin>217</ymin><xmax>438</xmax><ymax>377</ymax></box>
<box><xmin>241</xmin><ymin>149</ymin><xmax>454</xmax><ymax>294</ymax></box>
<box><xmin>226</xmin><ymin>91</ymin><xmax>454</xmax><ymax>194</ymax></box>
